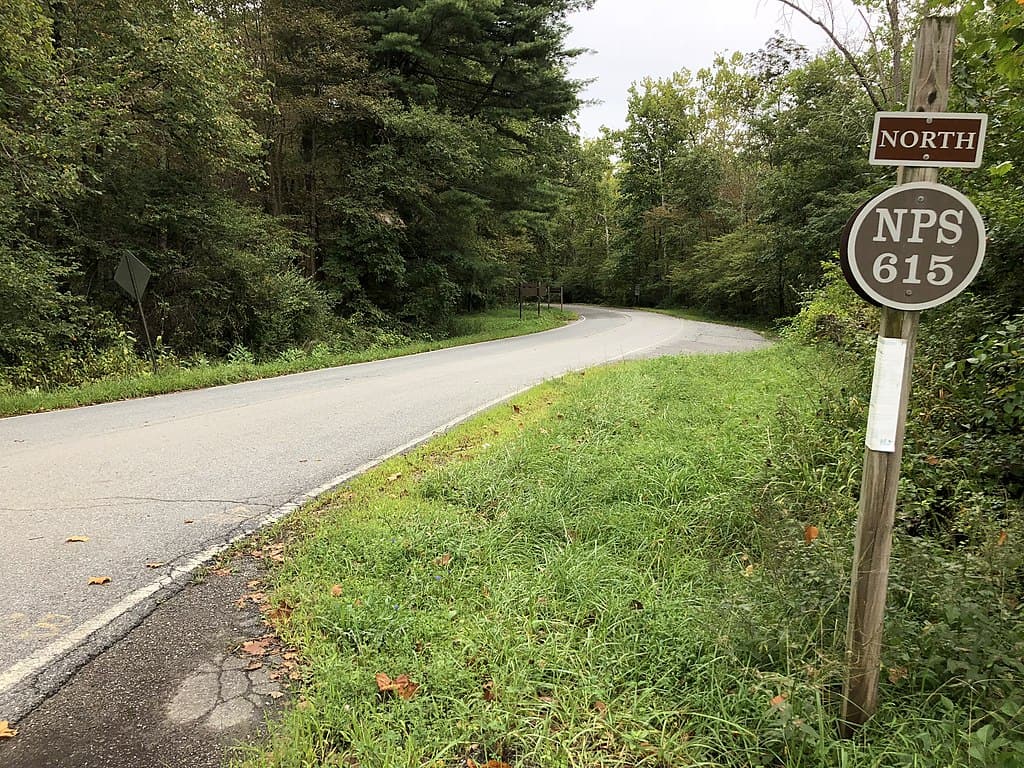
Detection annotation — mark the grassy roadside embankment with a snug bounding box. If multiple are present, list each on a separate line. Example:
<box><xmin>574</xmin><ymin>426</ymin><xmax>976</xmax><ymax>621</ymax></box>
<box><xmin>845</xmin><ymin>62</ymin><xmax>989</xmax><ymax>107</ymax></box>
<box><xmin>644</xmin><ymin>307</ymin><xmax>776</xmax><ymax>337</ymax></box>
<box><xmin>0</xmin><ymin>307</ymin><xmax>573</xmax><ymax>418</ymax></box>
<box><xmin>236</xmin><ymin>343</ymin><xmax>1023</xmax><ymax>767</ymax></box>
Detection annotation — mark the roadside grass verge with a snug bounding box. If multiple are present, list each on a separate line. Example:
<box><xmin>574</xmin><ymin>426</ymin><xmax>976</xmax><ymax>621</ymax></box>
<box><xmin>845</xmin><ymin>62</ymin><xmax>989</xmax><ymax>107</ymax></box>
<box><xmin>644</xmin><ymin>307</ymin><xmax>777</xmax><ymax>337</ymax></box>
<box><xmin>0</xmin><ymin>307</ymin><xmax>573</xmax><ymax>417</ymax></box>
<box><xmin>237</xmin><ymin>344</ymin><xmax>1024</xmax><ymax>767</ymax></box>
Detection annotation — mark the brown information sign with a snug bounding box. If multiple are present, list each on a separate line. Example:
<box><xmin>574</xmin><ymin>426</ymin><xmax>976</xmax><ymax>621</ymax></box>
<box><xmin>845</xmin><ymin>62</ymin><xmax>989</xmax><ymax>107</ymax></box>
<box><xmin>841</xmin><ymin>182</ymin><xmax>986</xmax><ymax>311</ymax></box>
<box><xmin>870</xmin><ymin>112</ymin><xmax>987</xmax><ymax>168</ymax></box>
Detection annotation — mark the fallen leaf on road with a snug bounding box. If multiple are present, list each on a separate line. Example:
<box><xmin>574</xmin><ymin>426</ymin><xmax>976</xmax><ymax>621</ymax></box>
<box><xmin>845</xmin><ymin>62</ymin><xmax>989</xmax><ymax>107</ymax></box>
<box><xmin>242</xmin><ymin>638</ymin><xmax>272</xmax><ymax>656</ymax></box>
<box><xmin>145</xmin><ymin>562</ymin><xmax>165</xmax><ymax>569</ymax></box>
<box><xmin>237</xmin><ymin>592</ymin><xmax>265</xmax><ymax>608</ymax></box>
<box><xmin>804</xmin><ymin>525</ymin><xmax>820</xmax><ymax>544</ymax></box>
<box><xmin>87</xmin><ymin>576</ymin><xmax>111</xmax><ymax>585</ymax></box>
<box><xmin>246</xmin><ymin>661</ymin><xmax>264</xmax><ymax>671</ymax></box>
<box><xmin>330</xmin><ymin>584</ymin><xmax>344</xmax><ymax>597</ymax></box>
<box><xmin>212</xmin><ymin>567</ymin><xmax>232</xmax><ymax>576</ymax></box>
<box><xmin>268</xmin><ymin>691</ymin><xmax>285</xmax><ymax>700</ymax></box>
<box><xmin>66</xmin><ymin>535</ymin><xmax>90</xmax><ymax>543</ymax></box>
<box><xmin>0</xmin><ymin>721</ymin><xmax>16</xmax><ymax>738</ymax></box>
<box><xmin>183</xmin><ymin>520</ymin><xmax>194</xmax><ymax>525</ymax></box>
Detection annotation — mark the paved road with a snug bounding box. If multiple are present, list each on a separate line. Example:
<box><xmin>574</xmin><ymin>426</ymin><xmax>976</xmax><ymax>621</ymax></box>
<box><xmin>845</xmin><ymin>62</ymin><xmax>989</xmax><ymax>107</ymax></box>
<box><xmin>0</xmin><ymin>306</ymin><xmax>766</xmax><ymax>717</ymax></box>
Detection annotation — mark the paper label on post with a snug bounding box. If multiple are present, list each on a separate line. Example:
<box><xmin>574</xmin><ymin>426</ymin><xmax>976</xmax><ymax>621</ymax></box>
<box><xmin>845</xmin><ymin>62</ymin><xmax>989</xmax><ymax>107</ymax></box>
<box><xmin>865</xmin><ymin>337</ymin><xmax>908</xmax><ymax>452</ymax></box>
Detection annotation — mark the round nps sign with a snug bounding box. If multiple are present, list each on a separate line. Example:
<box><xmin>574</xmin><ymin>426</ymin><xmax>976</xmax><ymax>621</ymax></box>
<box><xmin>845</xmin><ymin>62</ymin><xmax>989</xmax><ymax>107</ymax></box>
<box><xmin>841</xmin><ymin>181</ymin><xmax>986</xmax><ymax>311</ymax></box>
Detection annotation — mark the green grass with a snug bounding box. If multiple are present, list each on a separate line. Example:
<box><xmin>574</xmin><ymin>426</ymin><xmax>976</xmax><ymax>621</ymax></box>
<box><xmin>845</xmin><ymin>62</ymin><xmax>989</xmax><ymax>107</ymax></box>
<box><xmin>234</xmin><ymin>344</ymin><xmax>1024</xmax><ymax>768</ymax></box>
<box><xmin>0</xmin><ymin>307</ymin><xmax>573</xmax><ymax>417</ymax></box>
<box><xmin>644</xmin><ymin>306</ymin><xmax>777</xmax><ymax>337</ymax></box>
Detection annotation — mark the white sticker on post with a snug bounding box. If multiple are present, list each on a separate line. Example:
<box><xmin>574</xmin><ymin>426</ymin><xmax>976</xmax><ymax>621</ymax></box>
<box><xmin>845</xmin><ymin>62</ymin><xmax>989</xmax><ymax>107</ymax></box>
<box><xmin>865</xmin><ymin>337</ymin><xmax>908</xmax><ymax>452</ymax></box>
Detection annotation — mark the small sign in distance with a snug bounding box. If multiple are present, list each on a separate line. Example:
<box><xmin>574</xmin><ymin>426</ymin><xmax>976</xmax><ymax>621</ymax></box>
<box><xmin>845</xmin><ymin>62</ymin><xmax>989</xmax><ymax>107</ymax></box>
<box><xmin>841</xmin><ymin>182</ymin><xmax>986</xmax><ymax>311</ymax></box>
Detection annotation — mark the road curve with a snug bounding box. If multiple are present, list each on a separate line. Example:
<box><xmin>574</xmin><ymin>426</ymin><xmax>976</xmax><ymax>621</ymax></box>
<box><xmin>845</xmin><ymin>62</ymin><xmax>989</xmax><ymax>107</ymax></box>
<box><xmin>0</xmin><ymin>306</ymin><xmax>766</xmax><ymax>717</ymax></box>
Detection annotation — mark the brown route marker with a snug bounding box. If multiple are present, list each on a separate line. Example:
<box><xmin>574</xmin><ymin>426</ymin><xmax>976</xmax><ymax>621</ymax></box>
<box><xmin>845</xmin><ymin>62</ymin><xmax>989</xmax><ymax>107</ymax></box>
<box><xmin>843</xmin><ymin>182</ymin><xmax>985</xmax><ymax>311</ymax></box>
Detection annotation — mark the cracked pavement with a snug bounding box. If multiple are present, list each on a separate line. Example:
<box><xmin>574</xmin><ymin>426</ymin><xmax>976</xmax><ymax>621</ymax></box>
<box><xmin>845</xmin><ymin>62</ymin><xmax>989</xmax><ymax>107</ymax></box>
<box><xmin>0</xmin><ymin>306</ymin><xmax>768</xmax><ymax>723</ymax></box>
<box><xmin>0</xmin><ymin>553</ymin><xmax>288</xmax><ymax>768</ymax></box>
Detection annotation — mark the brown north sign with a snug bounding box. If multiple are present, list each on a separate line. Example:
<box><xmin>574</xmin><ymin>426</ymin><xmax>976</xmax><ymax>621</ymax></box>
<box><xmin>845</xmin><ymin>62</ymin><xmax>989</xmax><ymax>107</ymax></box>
<box><xmin>842</xmin><ymin>182</ymin><xmax>986</xmax><ymax>311</ymax></box>
<box><xmin>870</xmin><ymin>112</ymin><xmax>987</xmax><ymax>168</ymax></box>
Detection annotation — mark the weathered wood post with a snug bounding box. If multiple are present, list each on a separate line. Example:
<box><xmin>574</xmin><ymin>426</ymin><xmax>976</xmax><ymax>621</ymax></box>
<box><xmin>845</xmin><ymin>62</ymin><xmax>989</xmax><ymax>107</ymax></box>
<box><xmin>840</xmin><ymin>16</ymin><xmax>956</xmax><ymax>733</ymax></box>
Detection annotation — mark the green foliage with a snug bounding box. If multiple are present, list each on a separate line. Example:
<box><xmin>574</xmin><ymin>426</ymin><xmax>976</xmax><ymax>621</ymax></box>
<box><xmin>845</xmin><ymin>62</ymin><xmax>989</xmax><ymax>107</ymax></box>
<box><xmin>784</xmin><ymin>261</ymin><xmax>878</xmax><ymax>351</ymax></box>
<box><xmin>1</xmin><ymin>0</ymin><xmax>586</xmax><ymax>391</ymax></box>
<box><xmin>236</xmin><ymin>345</ymin><xmax>1024</xmax><ymax>766</ymax></box>
<box><xmin>788</xmin><ymin>263</ymin><xmax>1023</xmax><ymax>546</ymax></box>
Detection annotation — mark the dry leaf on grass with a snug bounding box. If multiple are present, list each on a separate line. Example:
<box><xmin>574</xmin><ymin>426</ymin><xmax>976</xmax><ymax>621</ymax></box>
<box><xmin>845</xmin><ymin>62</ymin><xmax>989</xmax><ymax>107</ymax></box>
<box><xmin>330</xmin><ymin>584</ymin><xmax>344</xmax><ymax>597</ymax></box>
<box><xmin>998</xmin><ymin>530</ymin><xmax>1008</xmax><ymax>546</ymax></box>
<box><xmin>770</xmin><ymin>694</ymin><xmax>788</xmax><ymax>707</ymax></box>
<box><xmin>65</xmin><ymin>535</ymin><xmax>90</xmax><ymax>543</ymax></box>
<box><xmin>804</xmin><ymin>525</ymin><xmax>820</xmax><ymax>544</ymax></box>
<box><xmin>512</xmin><ymin>404</ymin><xmax>521</xmax><ymax>414</ymax></box>
<box><xmin>433</xmin><ymin>553</ymin><xmax>453</xmax><ymax>567</ymax></box>
<box><xmin>387</xmin><ymin>472</ymin><xmax>402</xmax><ymax>482</ymax></box>
<box><xmin>267</xmin><ymin>603</ymin><xmax>293</xmax><ymax>623</ymax></box>
<box><xmin>87</xmin><ymin>576</ymin><xmax>111</xmax><ymax>586</ymax></box>
<box><xmin>467</xmin><ymin>760</ymin><xmax>511</xmax><ymax>768</ymax></box>
<box><xmin>0</xmin><ymin>721</ymin><xmax>17</xmax><ymax>739</ymax></box>
<box><xmin>375</xmin><ymin>672</ymin><xmax>420</xmax><ymax>700</ymax></box>
<box><xmin>482</xmin><ymin>680</ymin><xmax>496</xmax><ymax>702</ymax></box>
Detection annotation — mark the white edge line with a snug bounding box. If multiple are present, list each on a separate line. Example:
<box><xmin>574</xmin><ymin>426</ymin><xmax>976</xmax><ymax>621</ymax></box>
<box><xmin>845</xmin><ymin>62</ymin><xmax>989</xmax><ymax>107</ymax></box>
<box><xmin>0</xmin><ymin>306</ymin><xmax>684</xmax><ymax>700</ymax></box>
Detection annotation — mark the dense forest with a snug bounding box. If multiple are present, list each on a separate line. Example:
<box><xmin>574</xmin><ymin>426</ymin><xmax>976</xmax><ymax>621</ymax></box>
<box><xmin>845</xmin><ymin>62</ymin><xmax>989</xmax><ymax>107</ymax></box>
<box><xmin>1</xmin><ymin>0</ymin><xmax>588</xmax><ymax>388</ymax></box>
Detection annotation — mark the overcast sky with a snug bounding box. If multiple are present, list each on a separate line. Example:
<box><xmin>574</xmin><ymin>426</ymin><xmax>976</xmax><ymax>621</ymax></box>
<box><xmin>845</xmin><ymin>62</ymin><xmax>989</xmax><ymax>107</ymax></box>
<box><xmin>565</xmin><ymin>0</ymin><xmax>839</xmax><ymax>137</ymax></box>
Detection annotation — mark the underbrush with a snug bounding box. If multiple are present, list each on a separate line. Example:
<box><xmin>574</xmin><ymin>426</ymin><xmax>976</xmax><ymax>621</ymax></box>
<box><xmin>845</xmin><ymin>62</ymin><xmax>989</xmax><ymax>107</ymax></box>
<box><xmin>237</xmin><ymin>344</ymin><xmax>1024</xmax><ymax>767</ymax></box>
<box><xmin>0</xmin><ymin>307</ymin><xmax>573</xmax><ymax>416</ymax></box>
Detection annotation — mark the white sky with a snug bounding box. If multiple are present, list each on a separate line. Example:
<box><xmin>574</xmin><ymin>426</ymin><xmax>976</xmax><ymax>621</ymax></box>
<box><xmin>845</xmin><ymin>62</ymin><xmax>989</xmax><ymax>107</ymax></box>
<box><xmin>565</xmin><ymin>0</ymin><xmax>838</xmax><ymax>137</ymax></box>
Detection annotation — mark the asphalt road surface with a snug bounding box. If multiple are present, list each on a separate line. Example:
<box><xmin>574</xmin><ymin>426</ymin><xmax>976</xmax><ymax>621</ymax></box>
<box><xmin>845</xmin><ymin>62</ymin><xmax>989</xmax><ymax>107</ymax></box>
<box><xmin>0</xmin><ymin>306</ymin><xmax>767</xmax><ymax>718</ymax></box>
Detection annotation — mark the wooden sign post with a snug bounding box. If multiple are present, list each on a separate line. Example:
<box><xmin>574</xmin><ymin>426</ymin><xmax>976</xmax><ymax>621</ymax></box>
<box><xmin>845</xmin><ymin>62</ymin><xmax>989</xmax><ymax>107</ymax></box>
<box><xmin>840</xmin><ymin>16</ymin><xmax>960</xmax><ymax>734</ymax></box>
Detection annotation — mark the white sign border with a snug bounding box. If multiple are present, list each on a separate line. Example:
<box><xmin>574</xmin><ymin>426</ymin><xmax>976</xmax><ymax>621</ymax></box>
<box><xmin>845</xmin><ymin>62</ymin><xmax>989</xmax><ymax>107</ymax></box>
<box><xmin>846</xmin><ymin>181</ymin><xmax>987</xmax><ymax>312</ymax></box>
<box><xmin>869</xmin><ymin>111</ymin><xmax>988</xmax><ymax>169</ymax></box>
